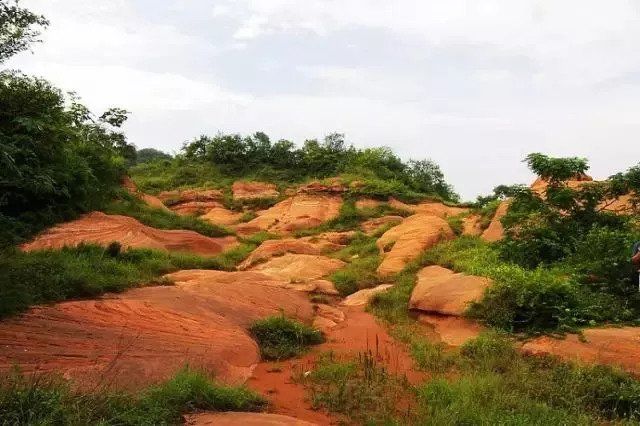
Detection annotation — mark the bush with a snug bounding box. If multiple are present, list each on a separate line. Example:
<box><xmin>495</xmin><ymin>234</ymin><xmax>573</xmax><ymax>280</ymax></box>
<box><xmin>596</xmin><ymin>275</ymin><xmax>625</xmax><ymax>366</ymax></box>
<box><xmin>0</xmin><ymin>367</ymin><xmax>265</xmax><ymax>425</ymax></box>
<box><xmin>249</xmin><ymin>315</ymin><xmax>324</xmax><ymax>360</ymax></box>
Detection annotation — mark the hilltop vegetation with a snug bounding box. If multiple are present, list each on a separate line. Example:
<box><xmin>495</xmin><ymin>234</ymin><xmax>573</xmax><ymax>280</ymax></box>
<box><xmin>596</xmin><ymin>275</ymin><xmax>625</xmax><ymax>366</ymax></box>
<box><xmin>130</xmin><ymin>132</ymin><xmax>460</xmax><ymax>203</ymax></box>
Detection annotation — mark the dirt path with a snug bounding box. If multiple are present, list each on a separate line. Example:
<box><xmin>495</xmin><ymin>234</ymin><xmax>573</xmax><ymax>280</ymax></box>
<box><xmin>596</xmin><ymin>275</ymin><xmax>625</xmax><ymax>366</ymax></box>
<box><xmin>248</xmin><ymin>305</ymin><xmax>425</xmax><ymax>425</ymax></box>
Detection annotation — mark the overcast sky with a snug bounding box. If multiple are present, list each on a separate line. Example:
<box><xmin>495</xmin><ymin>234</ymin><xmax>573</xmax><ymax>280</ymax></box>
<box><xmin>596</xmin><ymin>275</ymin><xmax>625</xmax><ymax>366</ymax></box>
<box><xmin>6</xmin><ymin>1</ymin><xmax>640</xmax><ymax>200</ymax></box>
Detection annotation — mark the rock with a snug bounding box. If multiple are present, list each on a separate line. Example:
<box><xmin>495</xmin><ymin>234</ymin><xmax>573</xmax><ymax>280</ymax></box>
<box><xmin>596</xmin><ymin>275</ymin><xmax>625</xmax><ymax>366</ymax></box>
<box><xmin>200</xmin><ymin>206</ymin><xmax>244</xmax><ymax>225</ymax></box>
<box><xmin>170</xmin><ymin>201</ymin><xmax>224</xmax><ymax>216</ymax></box>
<box><xmin>239</xmin><ymin>239</ymin><xmax>337</xmax><ymax>270</ymax></box>
<box><xmin>312</xmin><ymin>316</ymin><xmax>339</xmax><ymax>334</ymax></box>
<box><xmin>315</xmin><ymin>304</ymin><xmax>345</xmax><ymax>324</ymax></box>
<box><xmin>302</xmin><ymin>231</ymin><xmax>355</xmax><ymax>246</ymax></box>
<box><xmin>521</xmin><ymin>327</ymin><xmax>640</xmax><ymax>376</ymax></box>
<box><xmin>122</xmin><ymin>176</ymin><xmax>171</xmax><ymax>212</ymax></box>
<box><xmin>235</xmin><ymin>194</ymin><xmax>342</xmax><ymax>236</ymax></box>
<box><xmin>297</xmin><ymin>179</ymin><xmax>347</xmax><ymax>194</ymax></box>
<box><xmin>388</xmin><ymin>199</ymin><xmax>468</xmax><ymax>218</ymax></box>
<box><xmin>409</xmin><ymin>265</ymin><xmax>490</xmax><ymax>316</ymax></box>
<box><xmin>249</xmin><ymin>254</ymin><xmax>345</xmax><ymax>282</ymax></box>
<box><xmin>355</xmin><ymin>198</ymin><xmax>383</xmax><ymax>209</ymax></box>
<box><xmin>481</xmin><ymin>200</ymin><xmax>509</xmax><ymax>242</ymax></box>
<box><xmin>185</xmin><ymin>412</ymin><xmax>317</xmax><ymax>426</ymax></box>
<box><xmin>232</xmin><ymin>181</ymin><xmax>279</xmax><ymax>200</ymax></box>
<box><xmin>0</xmin><ymin>270</ymin><xmax>315</xmax><ymax>390</ymax></box>
<box><xmin>341</xmin><ymin>284</ymin><xmax>394</xmax><ymax>307</ymax></box>
<box><xmin>158</xmin><ymin>188</ymin><xmax>224</xmax><ymax>204</ymax></box>
<box><xmin>20</xmin><ymin>212</ymin><xmax>238</xmax><ymax>257</ymax></box>
<box><xmin>361</xmin><ymin>216</ymin><xmax>403</xmax><ymax>235</ymax></box>
<box><xmin>376</xmin><ymin>214</ymin><xmax>454</xmax><ymax>276</ymax></box>
<box><xmin>418</xmin><ymin>314</ymin><xmax>484</xmax><ymax>346</ymax></box>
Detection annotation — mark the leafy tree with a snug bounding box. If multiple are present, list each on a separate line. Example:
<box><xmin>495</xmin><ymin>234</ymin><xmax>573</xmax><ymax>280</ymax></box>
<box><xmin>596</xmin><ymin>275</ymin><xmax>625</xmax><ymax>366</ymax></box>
<box><xmin>0</xmin><ymin>0</ymin><xmax>48</xmax><ymax>63</ymax></box>
<box><xmin>136</xmin><ymin>147</ymin><xmax>172</xmax><ymax>164</ymax></box>
<box><xmin>407</xmin><ymin>159</ymin><xmax>459</xmax><ymax>202</ymax></box>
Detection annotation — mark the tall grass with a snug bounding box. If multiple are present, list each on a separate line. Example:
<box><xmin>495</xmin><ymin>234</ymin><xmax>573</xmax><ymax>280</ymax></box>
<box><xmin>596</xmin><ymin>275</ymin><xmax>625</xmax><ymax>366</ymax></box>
<box><xmin>249</xmin><ymin>315</ymin><xmax>324</xmax><ymax>360</ymax></box>
<box><xmin>329</xmin><ymin>232</ymin><xmax>382</xmax><ymax>296</ymax></box>
<box><xmin>0</xmin><ymin>367</ymin><xmax>265</xmax><ymax>425</ymax></box>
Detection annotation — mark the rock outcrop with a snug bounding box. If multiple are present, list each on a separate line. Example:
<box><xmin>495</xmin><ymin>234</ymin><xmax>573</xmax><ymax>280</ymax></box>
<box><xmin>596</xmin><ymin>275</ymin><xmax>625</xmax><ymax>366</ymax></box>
<box><xmin>521</xmin><ymin>327</ymin><xmax>640</xmax><ymax>376</ymax></box>
<box><xmin>122</xmin><ymin>176</ymin><xmax>171</xmax><ymax>212</ymax></box>
<box><xmin>341</xmin><ymin>284</ymin><xmax>394</xmax><ymax>307</ymax></box>
<box><xmin>376</xmin><ymin>215</ymin><xmax>454</xmax><ymax>276</ymax></box>
<box><xmin>0</xmin><ymin>270</ymin><xmax>314</xmax><ymax>390</ymax></box>
<box><xmin>200</xmin><ymin>207</ymin><xmax>244</xmax><ymax>225</ymax></box>
<box><xmin>20</xmin><ymin>212</ymin><xmax>238</xmax><ymax>256</ymax></box>
<box><xmin>481</xmin><ymin>200</ymin><xmax>509</xmax><ymax>242</ymax></box>
<box><xmin>158</xmin><ymin>189</ymin><xmax>224</xmax><ymax>216</ymax></box>
<box><xmin>232</xmin><ymin>181</ymin><xmax>279</xmax><ymax>200</ymax></box>
<box><xmin>409</xmin><ymin>266</ymin><xmax>491</xmax><ymax>316</ymax></box>
<box><xmin>388</xmin><ymin>199</ymin><xmax>467</xmax><ymax>218</ymax></box>
<box><xmin>235</xmin><ymin>194</ymin><xmax>342</xmax><ymax>236</ymax></box>
<box><xmin>186</xmin><ymin>412</ymin><xmax>317</xmax><ymax>426</ymax></box>
<box><xmin>361</xmin><ymin>216</ymin><xmax>403</xmax><ymax>235</ymax></box>
<box><xmin>249</xmin><ymin>254</ymin><xmax>345</xmax><ymax>282</ymax></box>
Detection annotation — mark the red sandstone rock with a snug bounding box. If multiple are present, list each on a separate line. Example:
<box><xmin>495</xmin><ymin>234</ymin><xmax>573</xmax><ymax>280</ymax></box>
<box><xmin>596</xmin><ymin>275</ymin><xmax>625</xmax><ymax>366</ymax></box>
<box><xmin>249</xmin><ymin>254</ymin><xmax>345</xmax><ymax>282</ymax></box>
<box><xmin>340</xmin><ymin>284</ymin><xmax>394</xmax><ymax>307</ymax></box>
<box><xmin>232</xmin><ymin>181</ymin><xmax>279</xmax><ymax>200</ymax></box>
<box><xmin>481</xmin><ymin>200</ymin><xmax>509</xmax><ymax>242</ymax></box>
<box><xmin>186</xmin><ymin>412</ymin><xmax>317</xmax><ymax>426</ymax></box>
<box><xmin>361</xmin><ymin>216</ymin><xmax>403</xmax><ymax>235</ymax></box>
<box><xmin>20</xmin><ymin>212</ymin><xmax>238</xmax><ymax>256</ymax></box>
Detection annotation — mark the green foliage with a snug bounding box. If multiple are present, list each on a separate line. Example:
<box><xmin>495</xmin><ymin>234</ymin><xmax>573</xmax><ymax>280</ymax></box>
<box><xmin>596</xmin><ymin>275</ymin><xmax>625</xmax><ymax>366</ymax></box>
<box><xmin>135</xmin><ymin>147</ymin><xmax>172</xmax><ymax>164</ymax></box>
<box><xmin>129</xmin><ymin>158</ymin><xmax>231</xmax><ymax>194</ymax></box>
<box><xmin>0</xmin><ymin>71</ymin><xmax>133</xmax><ymax>247</ymax></box>
<box><xmin>330</xmin><ymin>233</ymin><xmax>381</xmax><ymax>296</ymax></box>
<box><xmin>499</xmin><ymin>154</ymin><xmax>639</xmax><ymax>269</ymax></box>
<box><xmin>249</xmin><ymin>315</ymin><xmax>324</xmax><ymax>360</ymax></box>
<box><xmin>0</xmin><ymin>367</ymin><xmax>265</xmax><ymax>425</ymax></box>
<box><xmin>0</xmin><ymin>0</ymin><xmax>48</xmax><ymax>62</ymax></box>
<box><xmin>446</xmin><ymin>214</ymin><xmax>465</xmax><ymax>236</ymax></box>
<box><xmin>425</xmin><ymin>237</ymin><xmax>636</xmax><ymax>331</ymax></box>
<box><xmin>103</xmin><ymin>190</ymin><xmax>233</xmax><ymax>237</ymax></box>
<box><xmin>301</xmin><ymin>351</ymin><xmax>412</xmax><ymax>425</ymax></box>
<box><xmin>0</xmin><ymin>244</ymin><xmax>238</xmax><ymax>319</ymax></box>
<box><xmin>173</xmin><ymin>131</ymin><xmax>459</xmax><ymax>202</ymax></box>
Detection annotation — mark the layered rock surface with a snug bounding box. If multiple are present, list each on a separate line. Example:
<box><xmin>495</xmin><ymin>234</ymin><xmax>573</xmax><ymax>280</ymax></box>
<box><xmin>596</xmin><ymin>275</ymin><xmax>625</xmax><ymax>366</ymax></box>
<box><xmin>481</xmin><ymin>200</ymin><xmax>509</xmax><ymax>242</ymax></box>
<box><xmin>232</xmin><ymin>181</ymin><xmax>279</xmax><ymax>200</ymax></box>
<box><xmin>376</xmin><ymin>214</ymin><xmax>454</xmax><ymax>276</ymax></box>
<box><xmin>249</xmin><ymin>253</ymin><xmax>345</xmax><ymax>283</ymax></box>
<box><xmin>20</xmin><ymin>212</ymin><xmax>238</xmax><ymax>256</ymax></box>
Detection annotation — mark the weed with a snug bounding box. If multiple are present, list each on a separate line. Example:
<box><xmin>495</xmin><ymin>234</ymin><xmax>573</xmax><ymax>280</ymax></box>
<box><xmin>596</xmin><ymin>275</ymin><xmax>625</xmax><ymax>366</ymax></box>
<box><xmin>249</xmin><ymin>315</ymin><xmax>324</xmax><ymax>360</ymax></box>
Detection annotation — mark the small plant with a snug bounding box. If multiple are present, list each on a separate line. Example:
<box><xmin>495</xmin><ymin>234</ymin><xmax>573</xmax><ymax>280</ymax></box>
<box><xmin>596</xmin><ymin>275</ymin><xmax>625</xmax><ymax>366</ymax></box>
<box><xmin>249</xmin><ymin>315</ymin><xmax>324</xmax><ymax>360</ymax></box>
<box><xmin>106</xmin><ymin>241</ymin><xmax>122</xmax><ymax>257</ymax></box>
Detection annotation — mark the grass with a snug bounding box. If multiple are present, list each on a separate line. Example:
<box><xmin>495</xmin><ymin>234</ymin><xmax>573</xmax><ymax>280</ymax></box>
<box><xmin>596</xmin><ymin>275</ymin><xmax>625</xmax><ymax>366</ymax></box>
<box><xmin>300</xmin><ymin>351</ymin><xmax>414</xmax><ymax>425</ymax></box>
<box><xmin>445</xmin><ymin>213</ymin><xmax>465</xmax><ymax>236</ymax></box>
<box><xmin>0</xmin><ymin>367</ymin><xmax>266</xmax><ymax>425</ymax></box>
<box><xmin>0</xmin><ymin>243</ymin><xmax>252</xmax><ymax>319</ymax></box>
<box><xmin>329</xmin><ymin>232</ymin><xmax>382</xmax><ymax>296</ymax></box>
<box><xmin>103</xmin><ymin>191</ymin><xmax>233</xmax><ymax>237</ymax></box>
<box><xmin>475</xmin><ymin>198</ymin><xmax>501</xmax><ymax>230</ymax></box>
<box><xmin>249</xmin><ymin>315</ymin><xmax>324</xmax><ymax>360</ymax></box>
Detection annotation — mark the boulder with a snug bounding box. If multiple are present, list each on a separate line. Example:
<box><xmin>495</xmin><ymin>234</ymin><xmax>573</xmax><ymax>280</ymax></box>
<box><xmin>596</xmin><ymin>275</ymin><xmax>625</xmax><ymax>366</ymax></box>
<box><xmin>170</xmin><ymin>201</ymin><xmax>223</xmax><ymax>216</ymax></box>
<box><xmin>185</xmin><ymin>412</ymin><xmax>317</xmax><ymax>426</ymax></box>
<box><xmin>0</xmin><ymin>270</ymin><xmax>314</xmax><ymax>390</ymax></box>
<box><xmin>376</xmin><ymin>214</ymin><xmax>454</xmax><ymax>276</ymax></box>
<box><xmin>481</xmin><ymin>200</ymin><xmax>509</xmax><ymax>242</ymax></box>
<box><xmin>232</xmin><ymin>181</ymin><xmax>279</xmax><ymax>200</ymax></box>
<box><xmin>409</xmin><ymin>265</ymin><xmax>490</xmax><ymax>316</ymax></box>
<box><xmin>521</xmin><ymin>327</ymin><xmax>640</xmax><ymax>376</ymax></box>
<box><xmin>20</xmin><ymin>212</ymin><xmax>238</xmax><ymax>257</ymax></box>
<box><xmin>235</xmin><ymin>194</ymin><xmax>342</xmax><ymax>236</ymax></box>
<box><xmin>249</xmin><ymin>254</ymin><xmax>345</xmax><ymax>282</ymax></box>
<box><xmin>388</xmin><ymin>199</ymin><xmax>468</xmax><ymax>218</ymax></box>
<box><xmin>341</xmin><ymin>284</ymin><xmax>394</xmax><ymax>307</ymax></box>
<box><xmin>239</xmin><ymin>239</ymin><xmax>337</xmax><ymax>270</ymax></box>
<box><xmin>200</xmin><ymin>206</ymin><xmax>244</xmax><ymax>225</ymax></box>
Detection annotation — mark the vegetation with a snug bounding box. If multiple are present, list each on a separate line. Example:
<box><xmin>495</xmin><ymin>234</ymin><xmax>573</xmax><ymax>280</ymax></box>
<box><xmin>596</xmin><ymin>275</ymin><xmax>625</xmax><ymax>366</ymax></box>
<box><xmin>131</xmin><ymin>132</ymin><xmax>459</xmax><ymax>202</ymax></box>
<box><xmin>0</xmin><ymin>367</ymin><xmax>265</xmax><ymax>425</ymax></box>
<box><xmin>249</xmin><ymin>315</ymin><xmax>324</xmax><ymax>360</ymax></box>
<box><xmin>135</xmin><ymin>147</ymin><xmax>172</xmax><ymax>164</ymax></box>
<box><xmin>329</xmin><ymin>232</ymin><xmax>382</xmax><ymax>296</ymax></box>
<box><xmin>0</xmin><ymin>244</ymin><xmax>252</xmax><ymax>319</ymax></box>
<box><xmin>103</xmin><ymin>191</ymin><xmax>233</xmax><ymax>237</ymax></box>
<box><xmin>0</xmin><ymin>0</ymin><xmax>48</xmax><ymax>62</ymax></box>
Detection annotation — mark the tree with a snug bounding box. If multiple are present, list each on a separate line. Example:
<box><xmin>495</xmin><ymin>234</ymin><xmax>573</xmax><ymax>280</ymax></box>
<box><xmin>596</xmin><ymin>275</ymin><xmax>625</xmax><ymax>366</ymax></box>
<box><xmin>136</xmin><ymin>148</ymin><xmax>172</xmax><ymax>164</ymax></box>
<box><xmin>0</xmin><ymin>0</ymin><xmax>48</xmax><ymax>63</ymax></box>
<box><xmin>407</xmin><ymin>159</ymin><xmax>459</xmax><ymax>202</ymax></box>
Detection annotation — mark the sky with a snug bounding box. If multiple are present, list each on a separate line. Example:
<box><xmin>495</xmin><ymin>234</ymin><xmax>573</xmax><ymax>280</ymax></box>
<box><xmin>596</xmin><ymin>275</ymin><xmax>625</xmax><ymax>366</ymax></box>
<box><xmin>6</xmin><ymin>0</ymin><xmax>640</xmax><ymax>200</ymax></box>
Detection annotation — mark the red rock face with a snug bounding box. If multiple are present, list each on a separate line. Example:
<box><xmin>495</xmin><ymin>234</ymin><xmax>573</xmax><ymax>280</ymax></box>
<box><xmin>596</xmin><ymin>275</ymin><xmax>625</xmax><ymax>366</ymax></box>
<box><xmin>200</xmin><ymin>206</ymin><xmax>244</xmax><ymax>225</ymax></box>
<box><xmin>157</xmin><ymin>188</ymin><xmax>224</xmax><ymax>204</ymax></box>
<box><xmin>361</xmin><ymin>216</ymin><xmax>403</xmax><ymax>235</ymax></box>
<box><xmin>0</xmin><ymin>270</ymin><xmax>314</xmax><ymax>390</ymax></box>
<box><xmin>481</xmin><ymin>200</ymin><xmax>509</xmax><ymax>242</ymax></box>
<box><xmin>521</xmin><ymin>327</ymin><xmax>640</xmax><ymax>376</ymax></box>
<box><xmin>20</xmin><ymin>212</ymin><xmax>238</xmax><ymax>256</ymax></box>
<box><xmin>340</xmin><ymin>284</ymin><xmax>394</xmax><ymax>307</ymax></box>
<box><xmin>238</xmin><ymin>238</ymin><xmax>341</xmax><ymax>270</ymax></box>
<box><xmin>409</xmin><ymin>265</ymin><xmax>491</xmax><ymax>316</ymax></box>
<box><xmin>235</xmin><ymin>194</ymin><xmax>343</xmax><ymax>236</ymax></box>
<box><xmin>232</xmin><ymin>181</ymin><xmax>279</xmax><ymax>200</ymax></box>
<box><xmin>376</xmin><ymin>214</ymin><xmax>454</xmax><ymax>276</ymax></box>
<box><xmin>388</xmin><ymin>199</ymin><xmax>468</xmax><ymax>218</ymax></box>
<box><xmin>418</xmin><ymin>314</ymin><xmax>484</xmax><ymax>346</ymax></box>
<box><xmin>462</xmin><ymin>214</ymin><xmax>483</xmax><ymax>236</ymax></box>
<box><xmin>248</xmin><ymin>253</ymin><xmax>345</xmax><ymax>282</ymax></box>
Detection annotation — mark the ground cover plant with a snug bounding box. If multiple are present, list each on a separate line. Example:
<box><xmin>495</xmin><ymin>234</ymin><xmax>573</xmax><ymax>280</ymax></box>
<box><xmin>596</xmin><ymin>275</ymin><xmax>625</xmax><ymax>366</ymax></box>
<box><xmin>0</xmin><ymin>367</ymin><xmax>266</xmax><ymax>425</ymax></box>
<box><xmin>0</xmin><ymin>243</ymin><xmax>253</xmax><ymax>319</ymax></box>
<box><xmin>249</xmin><ymin>315</ymin><xmax>324</xmax><ymax>360</ymax></box>
<box><xmin>329</xmin><ymin>232</ymin><xmax>382</xmax><ymax>296</ymax></box>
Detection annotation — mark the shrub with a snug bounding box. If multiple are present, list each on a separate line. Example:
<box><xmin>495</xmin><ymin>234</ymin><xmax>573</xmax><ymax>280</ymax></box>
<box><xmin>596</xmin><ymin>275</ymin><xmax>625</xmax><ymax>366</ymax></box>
<box><xmin>249</xmin><ymin>315</ymin><xmax>324</xmax><ymax>360</ymax></box>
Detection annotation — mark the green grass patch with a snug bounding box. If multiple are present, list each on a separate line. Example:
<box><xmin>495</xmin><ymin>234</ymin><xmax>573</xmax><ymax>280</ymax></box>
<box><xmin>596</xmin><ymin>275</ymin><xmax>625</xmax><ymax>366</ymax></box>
<box><xmin>0</xmin><ymin>244</ymin><xmax>245</xmax><ymax>319</ymax></box>
<box><xmin>329</xmin><ymin>232</ymin><xmax>382</xmax><ymax>296</ymax></box>
<box><xmin>300</xmin><ymin>351</ymin><xmax>414</xmax><ymax>425</ymax></box>
<box><xmin>0</xmin><ymin>367</ymin><xmax>266</xmax><ymax>425</ymax></box>
<box><xmin>249</xmin><ymin>315</ymin><xmax>324</xmax><ymax>360</ymax></box>
<box><xmin>445</xmin><ymin>213</ymin><xmax>465</xmax><ymax>236</ymax></box>
<box><xmin>103</xmin><ymin>191</ymin><xmax>233</xmax><ymax>237</ymax></box>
